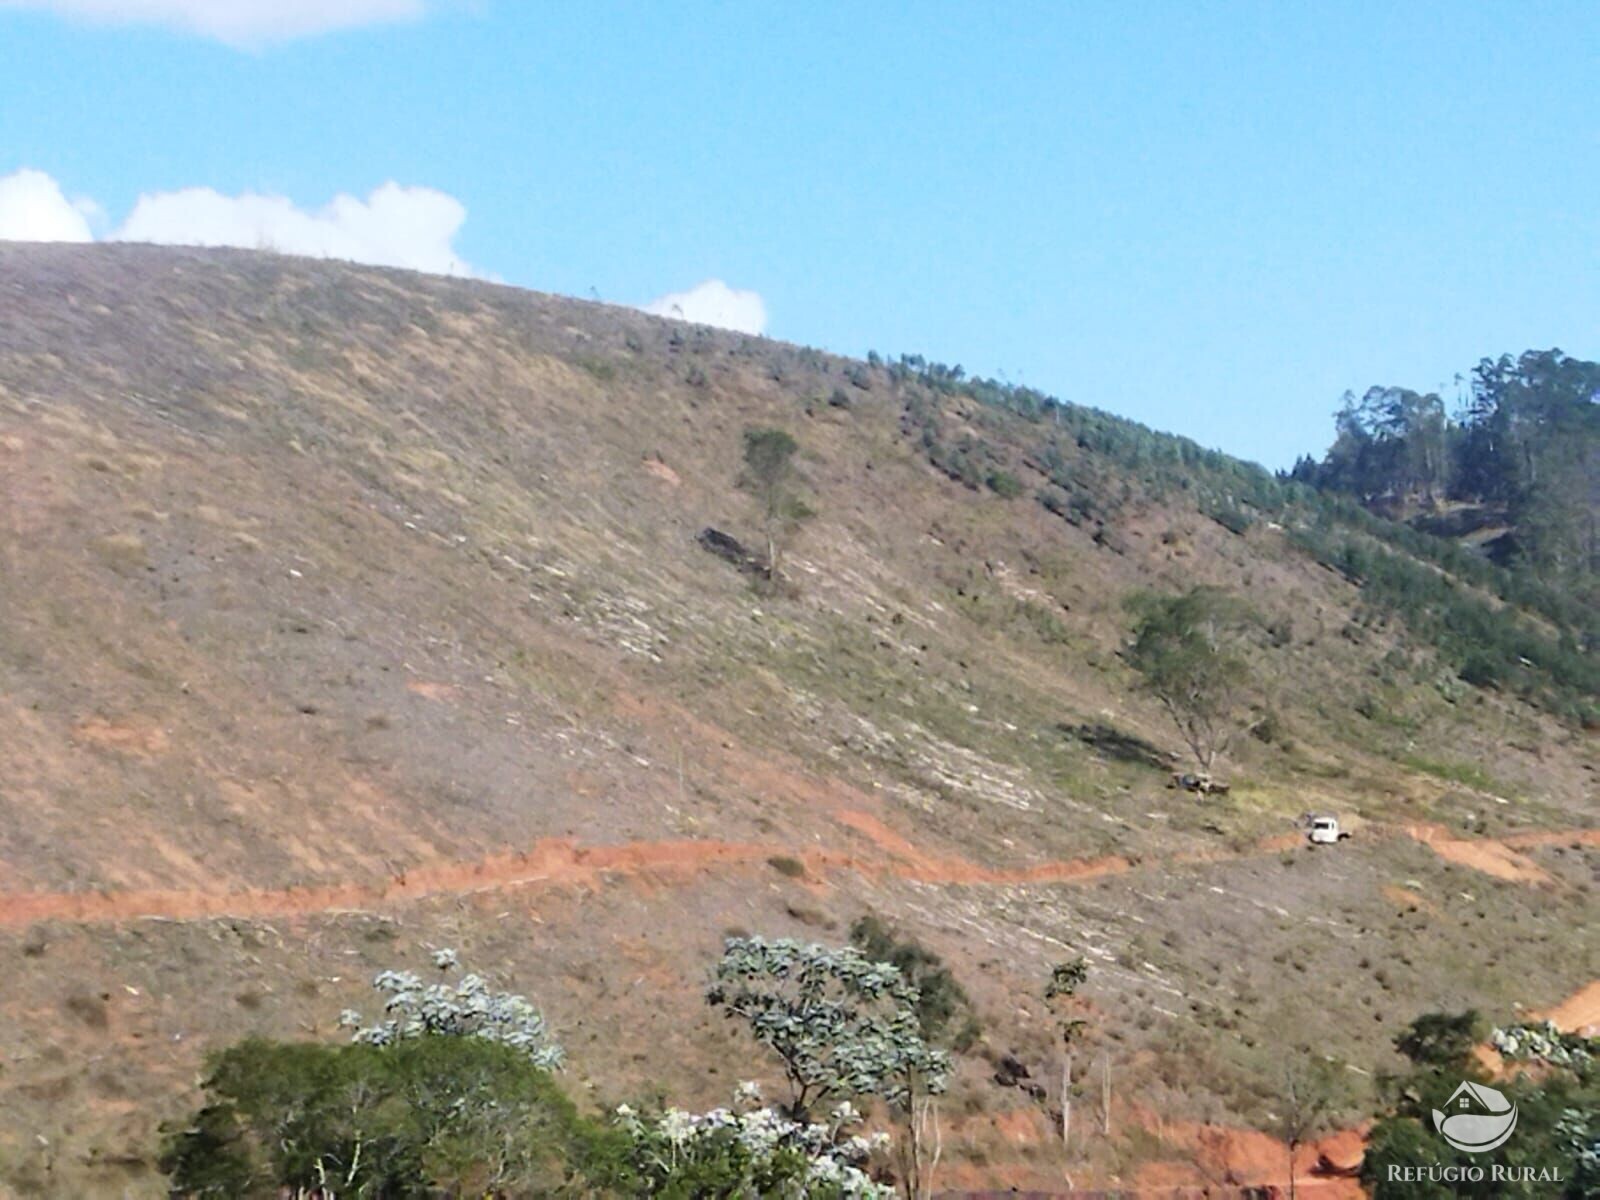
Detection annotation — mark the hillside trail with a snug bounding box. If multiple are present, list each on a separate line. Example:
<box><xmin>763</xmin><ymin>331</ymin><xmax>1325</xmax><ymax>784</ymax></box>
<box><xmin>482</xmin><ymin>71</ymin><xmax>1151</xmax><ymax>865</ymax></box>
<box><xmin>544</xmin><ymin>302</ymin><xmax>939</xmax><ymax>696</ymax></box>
<box><xmin>0</xmin><ymin>810</ymin><xmax>1590</xmax><ymax>931</ymax></box>
<box><xmin>1402</xmin><ymin>822</ymin><xmax>1599</xmax><ymax>883</ymax></box>
<box><xmin>1539</xmin><ymin>979</ymin><xmax>1600</xmax><ymax>1035</ymax></box>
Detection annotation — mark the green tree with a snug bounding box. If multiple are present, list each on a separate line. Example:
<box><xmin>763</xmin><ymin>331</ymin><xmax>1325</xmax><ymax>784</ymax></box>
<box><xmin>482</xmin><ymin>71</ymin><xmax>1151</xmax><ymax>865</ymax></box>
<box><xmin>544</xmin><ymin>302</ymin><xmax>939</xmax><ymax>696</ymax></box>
<box><xmin>706</xmin><ymin>936</ymin><xmax>949</xmax><ymax>1118</ymax></box>
<box><xmin>1465</xmin><ymin>350</ymin><xmax>1600</xmax><ymax>580</ymax></box>
<box><xmin>162</xmin><ymin>955</ymin><xmax>585</xmax><ymax>1197</ymax></box>
<box><xmin>740</xmin><ymin>428</ymin><xmax>812</xmax><ymax>585</ymax></box>
<box><xmin>1125</xmin><ymin>587</ymin><xmax>1252</xmax><ymax>776</ymax></box>
<box><xmin>159</xmin><ymin>1036</ymin><xmax>601</xmax><ymax>1198</ymax></box>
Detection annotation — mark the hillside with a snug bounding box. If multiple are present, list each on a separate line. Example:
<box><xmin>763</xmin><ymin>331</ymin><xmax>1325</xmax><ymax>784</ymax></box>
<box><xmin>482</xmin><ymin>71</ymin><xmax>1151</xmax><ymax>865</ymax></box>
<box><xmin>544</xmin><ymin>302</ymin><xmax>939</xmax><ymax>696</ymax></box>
<box><xmin>0</xmin><ymin>243</ymin><xmax>1594</xmax><ymax>1196</ymax></box>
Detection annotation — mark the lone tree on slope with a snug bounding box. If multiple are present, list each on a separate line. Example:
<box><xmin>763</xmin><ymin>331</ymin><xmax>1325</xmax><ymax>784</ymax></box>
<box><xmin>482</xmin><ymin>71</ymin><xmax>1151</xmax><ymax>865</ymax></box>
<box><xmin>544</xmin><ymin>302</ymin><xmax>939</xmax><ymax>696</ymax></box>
<box><xmin>1124</xmin><ymin>586</ymin><xmax>1253</xmax><ymax>777</ymax></box>
<box><xmin>740</xmin><ymin>427</ymin><xmax>812</xmax><ymax>586</ymax></box>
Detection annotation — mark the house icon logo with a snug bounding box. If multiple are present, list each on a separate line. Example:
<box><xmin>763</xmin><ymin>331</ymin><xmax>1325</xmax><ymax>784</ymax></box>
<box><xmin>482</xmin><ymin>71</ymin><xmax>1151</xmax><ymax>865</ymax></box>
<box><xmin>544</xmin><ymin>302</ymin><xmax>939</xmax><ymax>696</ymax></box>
<box><xmin>1432</xmin><ymin>1080</ymin><xmax>1518</xmax><ymax>1153</ymax></box>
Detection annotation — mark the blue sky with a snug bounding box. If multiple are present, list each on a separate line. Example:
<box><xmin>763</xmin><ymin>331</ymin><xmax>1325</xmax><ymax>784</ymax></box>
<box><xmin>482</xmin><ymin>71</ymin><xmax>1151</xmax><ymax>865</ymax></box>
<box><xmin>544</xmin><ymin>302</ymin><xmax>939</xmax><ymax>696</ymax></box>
<box><xmin>0</xmin><ymin>1</ymin><xmax>1595</xmax><ymax>468</ymax></box>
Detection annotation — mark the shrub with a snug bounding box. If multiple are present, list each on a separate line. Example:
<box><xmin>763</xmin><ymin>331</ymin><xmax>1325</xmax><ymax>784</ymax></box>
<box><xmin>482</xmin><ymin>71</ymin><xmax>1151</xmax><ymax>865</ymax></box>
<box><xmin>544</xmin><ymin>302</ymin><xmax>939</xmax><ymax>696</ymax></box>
<box><xmin>985</xmin><ymin>469</ymin><xmax>1024</xmax><ymax>499</ymax></box>
<box><xmin>767</xmin><ymin>855</ymin><xmax>807</xmax><ymax>879</ymax></box>
<box><xmin>1203</xmin><ymin>501</ymin><xmax>1255</xmax><ymax>535</ymax></box>
<box><xmin>849</xmin><ymin>915</ymin><xmax>980</xmax><ymax>1050</ymax></box>
<box><xmin>1361</xmin><ymin>1010</ymin><xmax>1599</xmax><ymax>1198</ymax></box>
<box><xmin>603</xmin><ymin>1084</ymin><xmax>890</xmax><ymax>1198</ymax></box>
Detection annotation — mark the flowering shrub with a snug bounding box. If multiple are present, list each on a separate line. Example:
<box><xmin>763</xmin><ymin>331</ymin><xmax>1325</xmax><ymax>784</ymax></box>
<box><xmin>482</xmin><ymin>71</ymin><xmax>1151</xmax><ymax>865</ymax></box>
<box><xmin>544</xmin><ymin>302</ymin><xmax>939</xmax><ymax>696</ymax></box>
<box><xmin>339</xmin><ymin>951</ymin><xmax>564</xmax><ymax>1070</ymax></box>
<box><xmin>610</xmin><ymin>1082</ymin><xmax>892</xmax><ymax>1198</ymax></box>
<box><xmin>1490</xmin><ymin>1021</ymin><xmax>1596</xmax><ymax>1069</ymax></box>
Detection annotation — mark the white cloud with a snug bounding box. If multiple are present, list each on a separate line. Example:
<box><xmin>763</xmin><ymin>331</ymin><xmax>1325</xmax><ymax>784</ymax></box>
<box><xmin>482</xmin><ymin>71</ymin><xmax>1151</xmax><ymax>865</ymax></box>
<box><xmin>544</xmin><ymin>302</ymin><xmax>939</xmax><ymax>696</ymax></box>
<box><xmin>0</xmin><ymin>0</ymin><xmax>426</xmax><ymax>45</ymax></box>
<box><xmin>642</xmin><ymin>278</ymin><xmax>767</xmax><ymax>336</ymax></box>
<box><xmin>114</xmin><ymin>181</ymin><xmax>479</xmax><ymax>276</ymax></box>
<box><xmin>0</xmin><ymin>167</ymin><xmax>95</xmax><ymax>242</ymax></box>
<box><xmin>0</xmin><ymin>170</ymin><xmax>479</xmax><ymax>277</ymax></box>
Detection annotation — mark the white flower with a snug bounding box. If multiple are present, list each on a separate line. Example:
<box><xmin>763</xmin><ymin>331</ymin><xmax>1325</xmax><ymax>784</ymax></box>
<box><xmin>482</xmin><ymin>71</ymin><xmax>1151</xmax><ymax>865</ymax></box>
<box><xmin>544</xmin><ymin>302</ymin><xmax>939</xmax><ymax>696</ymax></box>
<box><xmin>659</xmin><ymin>1108</ymin><xmax>695</xmax><ymax>1144</ymax></box>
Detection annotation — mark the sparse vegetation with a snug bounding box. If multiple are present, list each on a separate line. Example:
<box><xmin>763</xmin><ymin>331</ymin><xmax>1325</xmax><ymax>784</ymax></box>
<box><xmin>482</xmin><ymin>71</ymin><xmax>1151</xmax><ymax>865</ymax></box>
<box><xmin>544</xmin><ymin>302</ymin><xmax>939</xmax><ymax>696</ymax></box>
<box><xmin>1273</xmin><ymin>1056</ymin><xmax>1343</xmax><ymax>1200</ymax></box>
<box><xmin>880</xmin><ymin>347</ymin><xmax>1596</xmax><ymax>723</ymax></box>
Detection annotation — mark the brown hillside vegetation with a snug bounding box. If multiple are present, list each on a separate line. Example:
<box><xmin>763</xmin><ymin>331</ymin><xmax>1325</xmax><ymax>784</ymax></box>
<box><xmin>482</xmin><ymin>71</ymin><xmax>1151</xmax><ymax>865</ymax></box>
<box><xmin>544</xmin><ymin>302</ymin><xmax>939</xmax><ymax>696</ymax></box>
<box><xmin>0</xmin><ymin>244</ymin><xmax>1594</xmax><ymax>1196</ymax></box>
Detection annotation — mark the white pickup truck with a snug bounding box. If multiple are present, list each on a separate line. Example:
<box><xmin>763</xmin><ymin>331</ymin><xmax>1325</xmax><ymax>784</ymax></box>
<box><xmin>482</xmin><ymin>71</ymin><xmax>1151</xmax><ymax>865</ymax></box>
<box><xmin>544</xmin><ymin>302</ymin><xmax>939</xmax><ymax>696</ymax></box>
<box><xmin>1307</xmin><ymin>816</ymin><xmax>1351</xmax><ymax>845</ymax></box>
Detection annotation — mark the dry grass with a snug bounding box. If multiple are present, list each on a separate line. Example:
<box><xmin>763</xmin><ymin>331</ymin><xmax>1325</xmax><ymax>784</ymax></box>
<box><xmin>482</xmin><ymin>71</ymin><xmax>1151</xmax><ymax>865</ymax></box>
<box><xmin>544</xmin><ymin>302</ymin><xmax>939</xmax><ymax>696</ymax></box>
<box><xmin>0</xmin><ymin>244</ymin><xmax>1592</xmax><ymax>1195</ymax></box>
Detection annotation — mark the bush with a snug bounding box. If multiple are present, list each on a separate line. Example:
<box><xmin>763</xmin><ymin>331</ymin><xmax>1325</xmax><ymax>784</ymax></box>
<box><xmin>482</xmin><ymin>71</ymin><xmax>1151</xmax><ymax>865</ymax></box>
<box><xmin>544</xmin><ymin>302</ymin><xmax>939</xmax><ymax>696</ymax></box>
<box><xmin>767</xmin><ymin>855</ymin><xmax>806</xmax><ymax>879</ymax></box>
<box><xmin>603</xmin><ymin>1085</ymin><xmax>890</xmax><ymax>1198</ymax></box>
<box><xmin>849</xmin><ymin>915</ymin><xmax>981</xmax><ymax>1050</ymax></box>
<box><xmin>985</xmin><ymin>469</ymin><xmax>1024</xmax><ymax>499</ymax></box>
<box><xmin>160</xmin><ymin>1036</ymin><xmax>598</xmax><ymax>1198</ymax></box>
<box><xmin>1202</xmin><ymin>501</ymin><xmax>1255</xmax><ymax>535</ymax></box>
<box><xmin>1360</xmin><ymin>1010</ymin><xmax>1599</xmax><ymax>1198</ymax></box>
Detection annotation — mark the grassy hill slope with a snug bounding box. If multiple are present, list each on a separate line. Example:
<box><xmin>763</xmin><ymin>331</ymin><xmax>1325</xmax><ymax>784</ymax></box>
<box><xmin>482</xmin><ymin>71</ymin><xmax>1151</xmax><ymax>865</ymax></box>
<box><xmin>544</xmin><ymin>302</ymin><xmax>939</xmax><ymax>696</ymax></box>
<box><xmin>0</xmin><ymin>244</ymin><xmax>1593</xmax><ymax>1195</ymax></box>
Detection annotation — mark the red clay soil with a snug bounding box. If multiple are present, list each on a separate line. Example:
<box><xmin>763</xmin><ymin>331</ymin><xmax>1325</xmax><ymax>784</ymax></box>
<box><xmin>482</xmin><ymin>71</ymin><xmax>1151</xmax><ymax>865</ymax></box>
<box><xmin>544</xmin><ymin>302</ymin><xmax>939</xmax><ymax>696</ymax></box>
<box><xmin>1538</xmin><ymin>979</ymin><xmax>1600</xmax><ymax>1036</ymax></box>
<box><xmin>1115</xmin><ymin>970</ymin><xmax>1600</xmax><ymax>1200</ymax></box>
<box><xmin>0</xmin><ymin>816</ymin><xmax>1593</xmax><ymax>931</ymax></box>
<box><xmin>0</xmin><ymin>818</ymin><xmax>1132</xmax><ymax>930</ymax></box>
<box><xmin>832</xmin><ymin>809</ymin><xmax>1132</xmax><ymax>884</ymax></box>
<box><xmin>1400</xmin><ymin>823</ymin><xmax>1559</xmax><ymax>884</ymax></box>
<box><xmin>0</xmin><ymin>836</ymin><xmax>782</xmax><ymax>927</ymax></box>
<box><xmin>1132</xmin><ymin>1115</ymin><xmax>1368</xmax><ymax>1199</ymax></box>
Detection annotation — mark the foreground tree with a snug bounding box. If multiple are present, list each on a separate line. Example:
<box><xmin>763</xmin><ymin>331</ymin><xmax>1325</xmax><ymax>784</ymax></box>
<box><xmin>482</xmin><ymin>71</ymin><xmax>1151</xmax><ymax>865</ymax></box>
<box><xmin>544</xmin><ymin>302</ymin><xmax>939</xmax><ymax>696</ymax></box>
<box><xmin>162</xmin><ymin>950</ymin><xmax>917</xmax><ymax>1198</ymax></box>
<box><xmin>163</xmin><ymin>955</ymin><xmax>581</xmax><ymax>1197</ymax></box>
<box><xmin>159</xmin><ymin>1035</ymin><xmax>598</xmax><ymax>1198</ymax></box>
<box><xmin>707</xmin><ymin>936</ymin><xmax>949</xmax><ymax>1119</ymax></box>
<box><xmin>740</xmin><ymin>428</ymin><xmax>812</xmax><ymax>585</ymax></box>
<box><xmin>1124</xmin><ymin>587</ymin><xmax>1252</xmax><ymax>777</ymax></box>
<box><xmin>709</xmin><ymin>936</ymin><xmax>951</xmax><ymax>1198</ymax></box>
